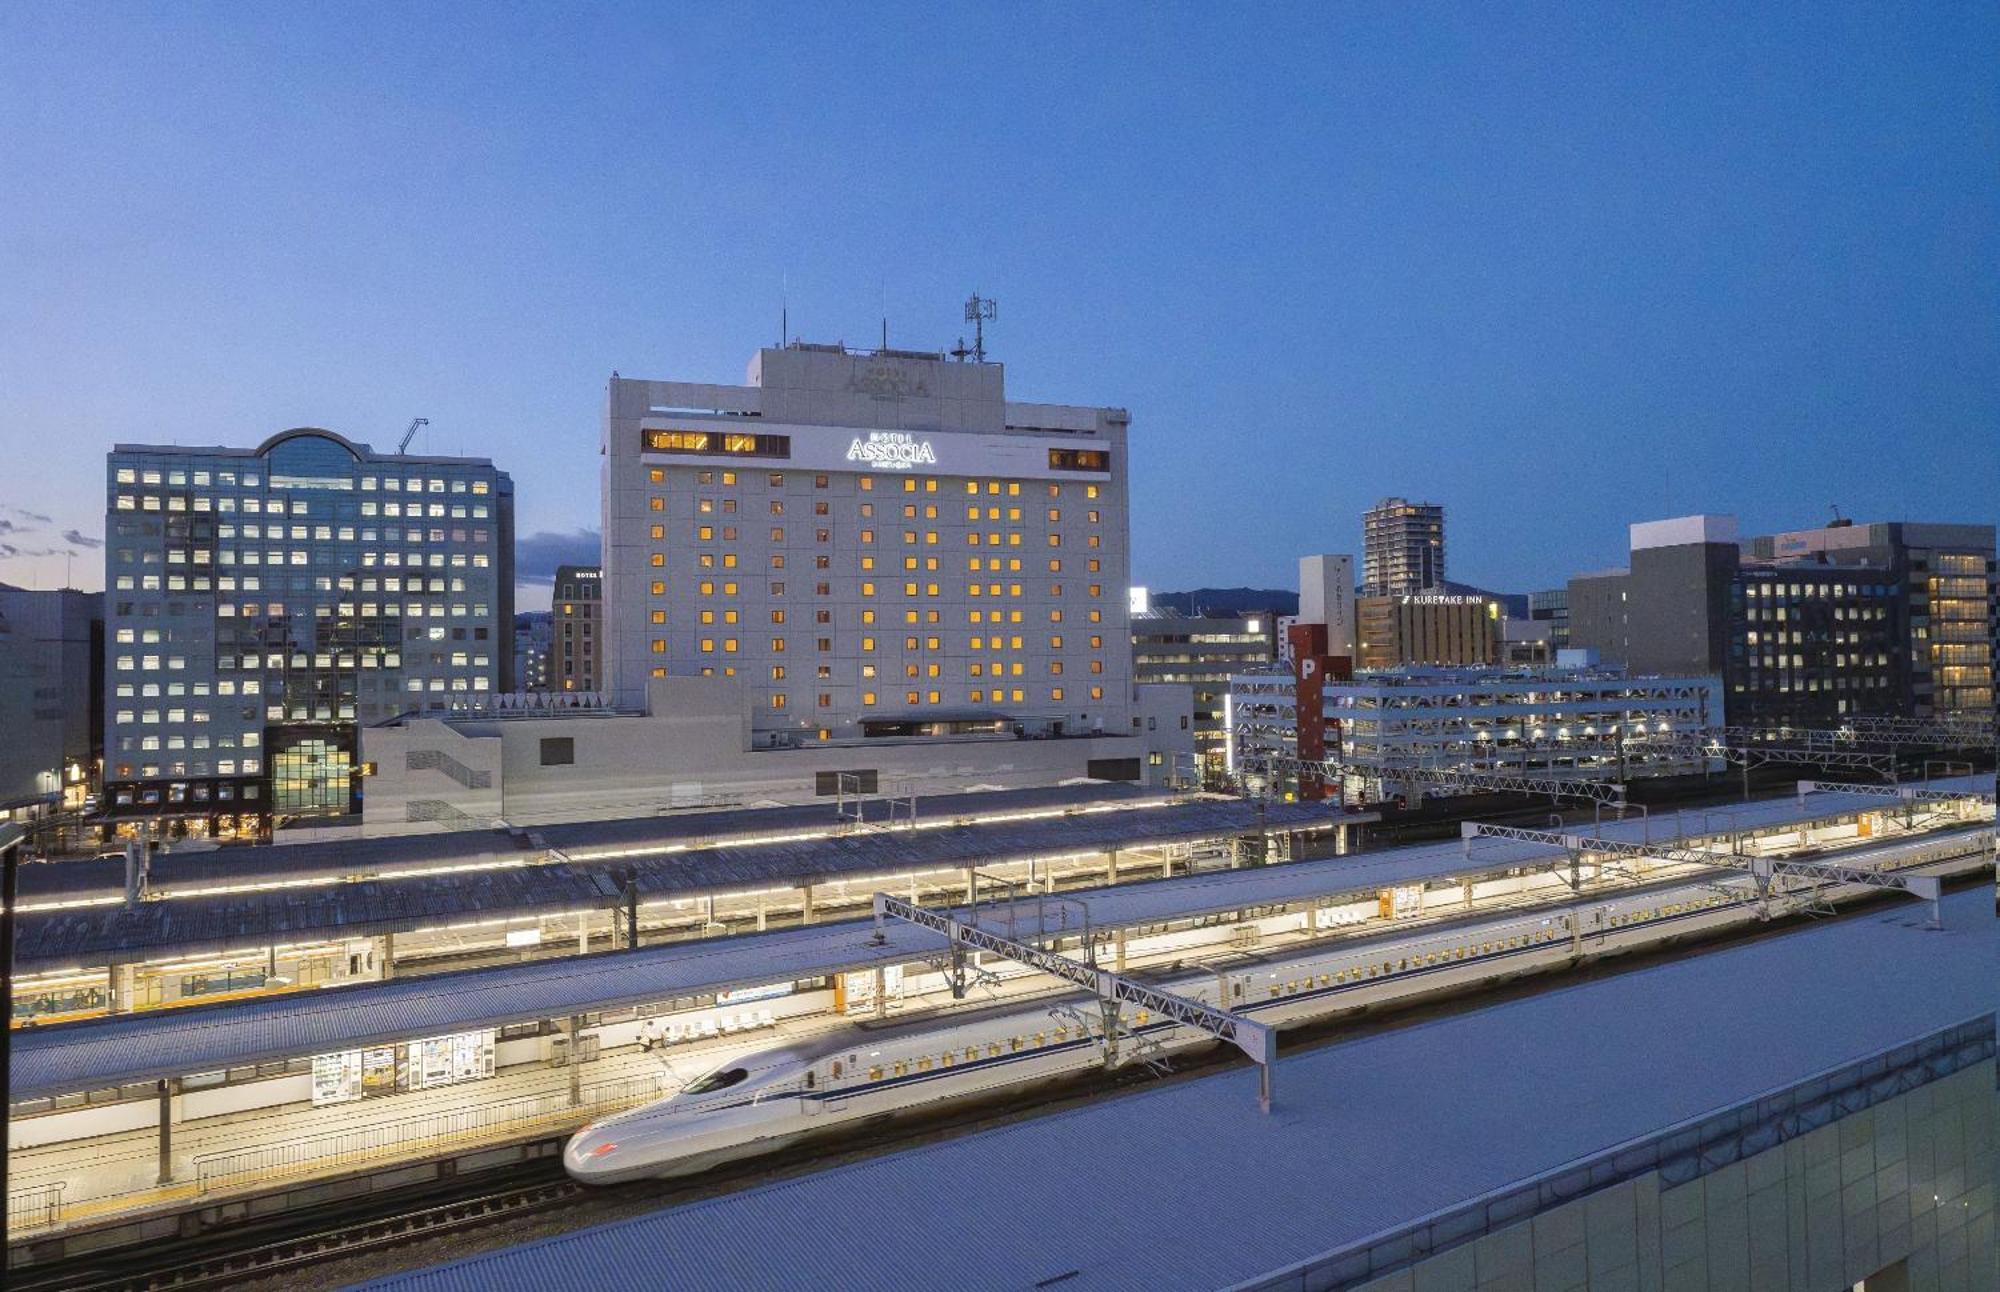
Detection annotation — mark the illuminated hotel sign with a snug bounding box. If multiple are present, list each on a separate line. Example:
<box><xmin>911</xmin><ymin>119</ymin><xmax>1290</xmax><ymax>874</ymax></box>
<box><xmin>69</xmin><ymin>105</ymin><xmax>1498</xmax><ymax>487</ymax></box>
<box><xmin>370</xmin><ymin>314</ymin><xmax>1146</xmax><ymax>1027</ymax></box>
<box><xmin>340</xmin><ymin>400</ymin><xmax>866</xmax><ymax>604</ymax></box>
<box><xmin>844</xmin><ymin>431</ymin><xmax>937</xmax><ymax>470</ymax></box>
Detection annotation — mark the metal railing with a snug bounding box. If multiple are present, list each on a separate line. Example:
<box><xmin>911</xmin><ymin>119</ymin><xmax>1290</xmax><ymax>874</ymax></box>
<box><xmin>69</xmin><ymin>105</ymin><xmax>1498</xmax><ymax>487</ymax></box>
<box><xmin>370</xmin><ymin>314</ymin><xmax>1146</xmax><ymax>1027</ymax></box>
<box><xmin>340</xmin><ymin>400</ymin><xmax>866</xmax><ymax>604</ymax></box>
<box><xmin>7</xmin><ymin>1182</ymin><xmax>65</xmax><ymax>1237</ymax></box>
<box><xmin>193</xmin><ymin>1070</ymin><xmax>673</xmax><ymax>1196</ymax></box>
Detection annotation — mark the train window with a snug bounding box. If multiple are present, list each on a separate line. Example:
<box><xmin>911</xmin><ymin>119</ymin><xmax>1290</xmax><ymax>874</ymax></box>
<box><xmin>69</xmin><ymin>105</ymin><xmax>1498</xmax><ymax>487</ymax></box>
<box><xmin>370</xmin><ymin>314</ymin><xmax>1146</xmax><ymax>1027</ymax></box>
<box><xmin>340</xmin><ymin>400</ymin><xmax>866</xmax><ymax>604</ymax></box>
<box><xmin>1035</xmin><ymin>1032</ymin><xmax>1047</xmax><ymax>1046</ymax></box>
<box><xmin>830</xmin><ymin>1061</ymin><xmax>843</xmax><ymax>1079</ymax></box>
<box><xmin>963</xmin><ymin>1047</ymin><xmax>978</xmax><ymax>1062</ymax></box>
<box><xmin>987</xmin><ymin>1043</ymin><xmax>1001</xmax><ymax>1058</ymax></box>
<box><xmin>894</xmin><ymin>1060</ymin><xmax>908</xmax><ymax>1076</ymax></box>
<box><xmin>942</xmin><ymin>1052</ymin><xmax>954</xmax><ymax>1067</ymax></box>
<box><xmin>918</xmin><ymin>1057</ymin><xmax>932</xmax><ymax>1071</ymax></box>
<box><xmin>868</xmin><ymin>1066</ymin><xmax>883</xmax><ymax>1080</ymax></box>
<box><xmin>804</xmin><ymin>1070</ymin><xmax>816</xmax><ymax>1089</ymax></box>
<box><xmin>685</xmin><ymin>1067</ymin><xmax>750</xmax><ymax>1095</ymax></box>
<box><xmin>1009</xmin><ymin>1037</ymin><xmax>1022</xmax><ymax>1052</ymax></box>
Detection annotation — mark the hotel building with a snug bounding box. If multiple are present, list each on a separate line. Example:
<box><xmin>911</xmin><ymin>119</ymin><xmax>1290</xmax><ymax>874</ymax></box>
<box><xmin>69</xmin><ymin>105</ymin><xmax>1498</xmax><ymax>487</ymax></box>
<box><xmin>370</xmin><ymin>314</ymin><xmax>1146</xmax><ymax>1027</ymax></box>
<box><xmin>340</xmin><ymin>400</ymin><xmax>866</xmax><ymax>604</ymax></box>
<box><xmin>103</xmin><ymin>429</ymin><xmax>514</xmax><ymax>836</ymax></box>
<box><xmin>602</xmin><ymin>343</ymin><xmax>1132</xmax><ymax>746</ymax></box>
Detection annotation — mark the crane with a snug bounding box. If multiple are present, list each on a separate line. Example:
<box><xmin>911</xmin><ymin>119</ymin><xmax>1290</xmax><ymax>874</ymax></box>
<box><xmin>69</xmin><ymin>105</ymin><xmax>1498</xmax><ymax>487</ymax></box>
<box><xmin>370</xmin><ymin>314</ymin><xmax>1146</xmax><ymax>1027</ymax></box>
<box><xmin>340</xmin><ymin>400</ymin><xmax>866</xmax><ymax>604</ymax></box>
<box><xmin>398</xmin><ymin>417</ymin><xmax>430</xmax><ymax>454</ymax></box>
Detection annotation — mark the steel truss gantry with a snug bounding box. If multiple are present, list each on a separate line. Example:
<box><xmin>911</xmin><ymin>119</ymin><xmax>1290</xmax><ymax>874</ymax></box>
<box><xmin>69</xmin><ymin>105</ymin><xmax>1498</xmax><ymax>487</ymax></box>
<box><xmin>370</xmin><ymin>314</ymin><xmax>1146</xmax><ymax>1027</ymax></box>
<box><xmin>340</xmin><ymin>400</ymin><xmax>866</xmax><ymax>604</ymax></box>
<box><xmin>1796</xmin><ymin>780</ymin><xmax>1998</xmax><ymax>808</ymax></box>
<box><xmin>1239</xmin><ymin>750</ymin><xmax>1626</xmax><ymax>808</ymax></box>
<box><xmin>870</xmin><ymin>892</ymin><xmax>1278</xmax><ymax>1111</ymax></box>
<box><xmin>1628</xmin><ymin>734</ymin><xmax>1900</xmax><ymax>778</ymax></box>
<box><xmin>1459</xmin><ymin>821</ymin><xmax>1952</xmax><ymax>930</ymax></box>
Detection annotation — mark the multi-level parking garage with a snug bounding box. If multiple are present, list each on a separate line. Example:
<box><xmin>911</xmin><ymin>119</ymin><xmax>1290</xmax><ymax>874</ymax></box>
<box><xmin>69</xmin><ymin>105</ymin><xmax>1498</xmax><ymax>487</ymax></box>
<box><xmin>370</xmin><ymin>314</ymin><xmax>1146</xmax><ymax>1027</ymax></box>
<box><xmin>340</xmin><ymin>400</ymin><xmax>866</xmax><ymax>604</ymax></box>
<box><xmin>6</xmin><ymin>776</ymin><xmax>1989</xmax><ymax>1263</ymax></box>
<box><xmin>10</xmin><ymin>784</ymin><xmax>1366</xmax><ymax>1024</ymax></box>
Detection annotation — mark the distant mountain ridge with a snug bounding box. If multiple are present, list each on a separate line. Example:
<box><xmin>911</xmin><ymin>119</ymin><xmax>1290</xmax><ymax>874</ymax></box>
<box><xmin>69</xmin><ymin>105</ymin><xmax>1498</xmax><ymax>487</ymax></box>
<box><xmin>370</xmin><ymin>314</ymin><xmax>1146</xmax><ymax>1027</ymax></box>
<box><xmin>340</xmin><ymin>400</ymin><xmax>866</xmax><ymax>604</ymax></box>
<box><xmin>1148</xmin><ymin>588</ymin><xmax>1298</xmax><ymax>616</ymax></box>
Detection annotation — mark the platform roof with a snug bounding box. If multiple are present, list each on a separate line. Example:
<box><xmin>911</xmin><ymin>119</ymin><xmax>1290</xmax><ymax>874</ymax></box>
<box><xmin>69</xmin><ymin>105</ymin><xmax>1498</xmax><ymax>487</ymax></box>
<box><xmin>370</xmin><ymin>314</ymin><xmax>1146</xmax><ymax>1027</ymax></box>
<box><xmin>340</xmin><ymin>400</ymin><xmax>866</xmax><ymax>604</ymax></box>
<box><xmin>11</xmin><ymin>797</ymin><xmax>1350</xmax><ymax>969</ymax></box>
<box><xmin>16</xmin><ymin>782</ymin><xmax>1169</xmax><ymax>903</ymax></box>
<box><xmin>10</xmin><ymin>782</ymin><xmax>1980</xmax><ymax>1101</ymax></box>
<box><xmin>362</xmin><ymin>887</ymin><xmax>1999</xmax><ymax>1292</ymax></box>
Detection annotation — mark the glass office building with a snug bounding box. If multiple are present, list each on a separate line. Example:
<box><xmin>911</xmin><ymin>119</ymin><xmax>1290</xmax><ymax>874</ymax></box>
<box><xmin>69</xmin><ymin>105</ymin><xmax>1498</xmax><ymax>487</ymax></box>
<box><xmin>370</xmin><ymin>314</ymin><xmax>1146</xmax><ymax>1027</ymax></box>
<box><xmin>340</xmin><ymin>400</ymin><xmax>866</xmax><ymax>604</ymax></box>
<box><xmin>103</xmin><ymin>429</ymin><xmax>514</xmax><ymax>837</ymax></box>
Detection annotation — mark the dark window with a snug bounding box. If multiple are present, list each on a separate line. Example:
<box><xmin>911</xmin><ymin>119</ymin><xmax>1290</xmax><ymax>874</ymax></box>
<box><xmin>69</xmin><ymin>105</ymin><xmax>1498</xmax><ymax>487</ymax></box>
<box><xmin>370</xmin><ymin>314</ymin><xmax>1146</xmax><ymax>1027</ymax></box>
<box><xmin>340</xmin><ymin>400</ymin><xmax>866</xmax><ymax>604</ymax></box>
<box><xmin>1086</xmin><ymin>757</ymin><xmax>1142</xmax><ymax>782</ymax></box>
<box><xmin>682</xmin><ymin>1066</ymin><xmax>749</xmax><ymax>1096</ymax></box>
<box><xmin>540</xmin><ymin>737</ymin><xmax>575</xmax><ymax>766</ymax></box>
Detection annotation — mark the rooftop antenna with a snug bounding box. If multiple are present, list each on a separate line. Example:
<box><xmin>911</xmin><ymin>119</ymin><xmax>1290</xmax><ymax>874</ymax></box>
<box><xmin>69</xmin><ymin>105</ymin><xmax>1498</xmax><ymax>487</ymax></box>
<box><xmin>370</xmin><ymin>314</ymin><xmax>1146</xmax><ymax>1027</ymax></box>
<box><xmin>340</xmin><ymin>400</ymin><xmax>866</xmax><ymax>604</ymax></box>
<box><xmin>964</xmin><ymin>293</ymin><xmax>997</xmax><ymax>363</ymax></box>
<box><xmin>397</xmin><ymin>417</ymin><xmax>429</xmax><ymax>454</ymax></box>
<box><xmin>781</xmin><ymin>272</ymin><xmax>789</xmax><ymax>348</ymax></box>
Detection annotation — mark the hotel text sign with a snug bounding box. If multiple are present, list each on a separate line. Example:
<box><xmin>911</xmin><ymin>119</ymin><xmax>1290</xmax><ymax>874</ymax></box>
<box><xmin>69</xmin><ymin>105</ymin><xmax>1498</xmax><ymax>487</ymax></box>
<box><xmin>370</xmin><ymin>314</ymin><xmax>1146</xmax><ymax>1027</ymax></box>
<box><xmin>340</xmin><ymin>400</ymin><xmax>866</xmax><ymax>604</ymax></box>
<box><xmin>844</xmin><ymin>431</ymin><xmax>938</xmax><ymax>471</ymax></box>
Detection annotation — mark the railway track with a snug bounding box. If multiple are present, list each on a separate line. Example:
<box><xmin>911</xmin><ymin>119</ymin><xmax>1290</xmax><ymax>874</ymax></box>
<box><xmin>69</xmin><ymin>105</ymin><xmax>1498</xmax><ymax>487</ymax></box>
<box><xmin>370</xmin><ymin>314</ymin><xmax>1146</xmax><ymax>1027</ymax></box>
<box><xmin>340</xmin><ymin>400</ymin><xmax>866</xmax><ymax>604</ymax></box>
<box><xmin>8</xmin><ymin>1177</ymin><xmax>584</xmax><ymax>1292</ymax></box>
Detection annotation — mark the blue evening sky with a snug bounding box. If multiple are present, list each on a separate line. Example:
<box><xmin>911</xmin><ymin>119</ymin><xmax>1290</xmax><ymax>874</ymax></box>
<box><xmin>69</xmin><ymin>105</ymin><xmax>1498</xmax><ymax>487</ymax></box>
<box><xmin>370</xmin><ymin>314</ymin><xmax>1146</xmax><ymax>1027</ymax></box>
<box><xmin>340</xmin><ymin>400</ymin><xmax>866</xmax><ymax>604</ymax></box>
<box><xmin>3</xmin><ymin>3</ymin><xmax>1994</xmax><ymax>608</ymax></box>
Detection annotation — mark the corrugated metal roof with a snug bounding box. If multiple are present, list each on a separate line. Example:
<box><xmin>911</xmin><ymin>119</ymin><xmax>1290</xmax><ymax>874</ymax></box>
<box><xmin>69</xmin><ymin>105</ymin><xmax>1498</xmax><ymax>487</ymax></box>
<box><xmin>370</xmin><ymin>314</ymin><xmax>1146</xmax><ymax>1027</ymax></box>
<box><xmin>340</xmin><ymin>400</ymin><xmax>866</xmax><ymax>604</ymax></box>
<box><xmin>359</xmin><ymin>888</ymin><xmax>1999</xmax><ymax>1292</ymax></box>
<box><xmin>8</xmin><ymin>921</ymin><xmax>951</xmax><ymax>1099</ymax></box>
<box><xmin>12</xmin><ymin>798</ymin><xmax>1345</xmax><ymax>968</ymax></box>
<box><xmin>16</xmin><ymin>782</ymin><xmax>1164</xmax><ymax>903</ymax></box>
<box><xmin>10</xmin><ymin>781</ymin><xmax>1975</xmax><ymax>1101</ymax></box>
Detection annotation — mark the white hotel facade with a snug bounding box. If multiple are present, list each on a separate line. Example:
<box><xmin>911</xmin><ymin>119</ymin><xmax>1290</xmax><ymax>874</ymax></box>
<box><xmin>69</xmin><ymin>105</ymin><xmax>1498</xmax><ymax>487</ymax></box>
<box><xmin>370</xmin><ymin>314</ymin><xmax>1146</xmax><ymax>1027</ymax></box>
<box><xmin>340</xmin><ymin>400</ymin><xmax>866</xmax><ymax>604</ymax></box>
<box><xmin>602</xmin><ymin>343</ymin><xmax>1134</xmax><ymax>748</ymax></box>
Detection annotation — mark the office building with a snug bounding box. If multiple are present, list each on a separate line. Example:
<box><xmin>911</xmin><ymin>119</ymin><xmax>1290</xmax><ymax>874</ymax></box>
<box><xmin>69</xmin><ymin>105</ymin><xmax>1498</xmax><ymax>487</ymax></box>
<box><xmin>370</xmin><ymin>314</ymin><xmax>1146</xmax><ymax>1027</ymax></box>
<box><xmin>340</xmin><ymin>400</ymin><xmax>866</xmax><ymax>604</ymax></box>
<box><xmin>1131</xmin><ymin>610</ymin><xmax>1278</xmax><ymax>770</ymax></box>
<box><xmin>1527</xmin><ymin>587</ymin><xmax>1569</xmax><ymax>649</ymax></box>
<box><xmin>1355</xmin><ymin>593</ymin><xmax>1502</xmax><ymax>670</ymax></box>
<box><xmin>602</xmin><ymin>341</ymin><xmax>1131</xmax><ymax>745</ymax></box>
<box><xmin>1569</xmin><ymin>515</ymin><xmax>1996</xmax><ymax>728</ymax></box>
<box><xmin>1361</xmin><ymin>497</ymin><xmax>1445</xmax><ymax>596</ymax></box>
<box><xmin>552</xmin><ymin>564</ymin><xmax>603</xmax><ymax>692</ymax></box>
<box><xmin>104</xmin><ymin>428</ymin><xmax>515</xmax><ymax>836</ymax></box>
<box><xmin>513</xmin><ymin>613</ymin><xmax>553</xmax><ymax>692</ymax></box>
<box><xmin>1748</xmin><ymin>520</ymin><xmax>1996</xmax><ymax>724</ymax></box>
<box><xmin>0</xmin><ymin>583</ymin><xmax>102</xmax><ymax>817</ymax></box>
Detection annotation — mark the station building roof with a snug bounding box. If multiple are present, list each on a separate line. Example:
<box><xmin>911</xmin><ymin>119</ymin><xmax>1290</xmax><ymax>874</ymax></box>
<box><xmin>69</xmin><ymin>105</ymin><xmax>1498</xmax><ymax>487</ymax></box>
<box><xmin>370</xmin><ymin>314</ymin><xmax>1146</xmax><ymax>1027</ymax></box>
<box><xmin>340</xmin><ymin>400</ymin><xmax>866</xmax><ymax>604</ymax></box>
<box><xmin>362</xmin><ymin>887</ymin><xmax>1999</xmax><ymax>1292</ymax></box>
<box><xmin>11</xmin><ymin>797</ymin><xmax>1352</xmax><ymax>970</ymax></box>
<box><xmin>10</xmin><ymin>779</ymin><xmax>1980</xmax><ymax>1102</ymax></box>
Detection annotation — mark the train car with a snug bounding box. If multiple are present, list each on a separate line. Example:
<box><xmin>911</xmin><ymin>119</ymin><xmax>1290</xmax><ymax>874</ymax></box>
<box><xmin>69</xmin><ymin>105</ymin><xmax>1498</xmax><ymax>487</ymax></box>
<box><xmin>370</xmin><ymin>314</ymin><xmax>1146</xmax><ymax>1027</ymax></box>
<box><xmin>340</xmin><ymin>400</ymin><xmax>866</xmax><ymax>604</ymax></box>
<box><xmin>565</xmin><ymin>876</ymin><xmax>1777</xmax><ymax>1184</ymax></box>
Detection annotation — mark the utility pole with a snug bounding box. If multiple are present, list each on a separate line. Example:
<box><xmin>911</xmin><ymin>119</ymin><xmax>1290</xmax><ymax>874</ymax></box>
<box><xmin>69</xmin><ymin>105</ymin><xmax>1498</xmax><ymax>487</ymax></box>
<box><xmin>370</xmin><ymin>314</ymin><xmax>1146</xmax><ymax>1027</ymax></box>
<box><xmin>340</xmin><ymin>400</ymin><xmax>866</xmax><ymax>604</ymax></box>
<box><xmin>2</xmin><ymin>823</ymin><xmax>25</xmax><ymax>1224</ymax></box>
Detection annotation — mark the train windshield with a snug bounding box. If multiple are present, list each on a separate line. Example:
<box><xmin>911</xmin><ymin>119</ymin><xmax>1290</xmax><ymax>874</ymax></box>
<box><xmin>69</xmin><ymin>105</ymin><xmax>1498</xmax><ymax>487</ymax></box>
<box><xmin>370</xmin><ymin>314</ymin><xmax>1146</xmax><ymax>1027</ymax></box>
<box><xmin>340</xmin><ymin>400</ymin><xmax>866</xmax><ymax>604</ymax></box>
<box><xmin>682</xmin><ymin>1066</ymin><xmax>750</xmax><ymax>1096</ymax></box>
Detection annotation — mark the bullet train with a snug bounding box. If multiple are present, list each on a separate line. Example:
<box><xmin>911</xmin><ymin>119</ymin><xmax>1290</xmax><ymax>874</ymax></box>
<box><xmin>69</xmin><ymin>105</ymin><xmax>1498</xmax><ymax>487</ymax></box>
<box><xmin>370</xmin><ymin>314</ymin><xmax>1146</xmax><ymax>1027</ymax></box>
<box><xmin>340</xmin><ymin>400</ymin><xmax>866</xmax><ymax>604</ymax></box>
<box><xmin>566</xmin><ymin>828</ymin><xmax>1986</xmax><ymax>1184</ymax></box>
<box><xmin>566</xmin><ymin>876</ymin><xmax>1746</xmax><ymax>1183</ymax></box>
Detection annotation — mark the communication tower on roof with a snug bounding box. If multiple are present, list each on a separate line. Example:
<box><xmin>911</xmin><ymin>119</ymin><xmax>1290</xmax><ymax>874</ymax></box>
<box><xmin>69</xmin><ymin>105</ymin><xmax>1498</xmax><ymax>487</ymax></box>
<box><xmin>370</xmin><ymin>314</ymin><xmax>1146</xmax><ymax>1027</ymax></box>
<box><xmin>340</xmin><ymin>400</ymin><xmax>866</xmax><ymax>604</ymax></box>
<box><xmin>950</xmin><ymin>293</ymin><xmax>997</xmax><ymax>363</ymax></box>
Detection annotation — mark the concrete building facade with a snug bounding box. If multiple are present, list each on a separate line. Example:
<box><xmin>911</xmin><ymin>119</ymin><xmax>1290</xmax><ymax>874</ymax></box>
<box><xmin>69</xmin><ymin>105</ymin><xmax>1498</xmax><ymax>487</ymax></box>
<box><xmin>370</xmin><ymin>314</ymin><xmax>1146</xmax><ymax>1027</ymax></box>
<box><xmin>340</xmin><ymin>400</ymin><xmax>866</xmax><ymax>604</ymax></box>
<box><xmin>551</xmin><ymin>564</ymin><xmax>603</xmax><ymax>693</ymax></box>
<box><xmin>602</xmin><ymin>343</ymin><xmax>1131</xmax><ymax>748</ymax></box>
<box><xmin>0</xmin><ymin>583</ymin><xmax>102</xmax><ymax>815</ymax></box>
<box><xmin>1567</xmin><ymin>515</ymin><xmax>1996</xmax><ymax>729</ymax></box>
<box><xmin>361</xmin><ymin>676</ymin><xmax>1193</xmax><ymax>833</ymax></box>
<box><xmin>1131</xmin><ymin>610</ymin><xmax>1278</xmax><ymax>771</ymax></box>
<box><xmin>103</xmin><ymin>429</ymin><xmax>515</xmax><ymax>836</ymax></box>
<box><xmin>1356</xmin><ymin>593</ymin><xmax>1502</xmax><ymax>670</ymax></box>
<box><xmin>1362</xmin><ymin>497</ymin><xmax>1446</xmax><ymax>597</ymax></box>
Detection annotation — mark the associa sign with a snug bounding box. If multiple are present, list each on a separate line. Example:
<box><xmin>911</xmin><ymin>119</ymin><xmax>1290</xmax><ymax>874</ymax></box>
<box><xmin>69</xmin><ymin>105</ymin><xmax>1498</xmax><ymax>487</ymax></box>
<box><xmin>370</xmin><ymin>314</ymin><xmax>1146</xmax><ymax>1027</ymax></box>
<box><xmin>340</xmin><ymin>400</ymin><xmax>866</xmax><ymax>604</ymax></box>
<box><xmin>844</xmin><ymin>430</ymin><xmax>937</xmax><ymax>471</ymax></box>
